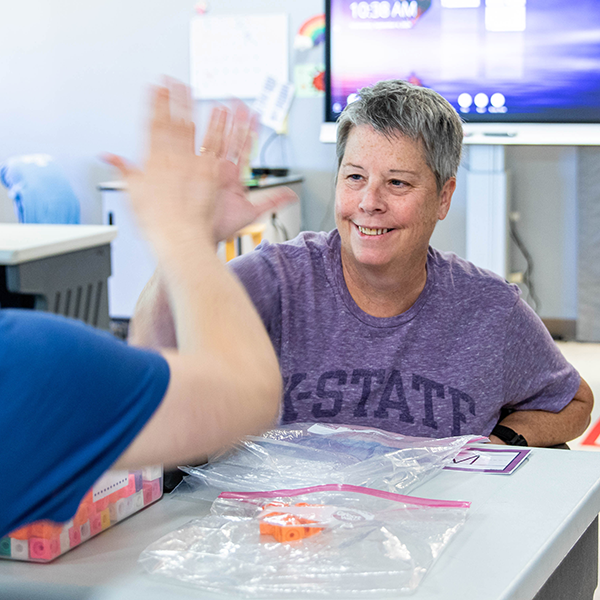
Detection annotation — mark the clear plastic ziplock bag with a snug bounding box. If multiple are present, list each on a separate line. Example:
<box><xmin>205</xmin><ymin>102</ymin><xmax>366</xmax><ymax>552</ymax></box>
<box><xmin>140</xmin><ymin>484</ymin><xmax>470</xmax><ymax>597</ymax></box>
<box><xmin>175</xmin><ymin>423</ymin><xmax>485</xmax><ymax>500</ymax></box>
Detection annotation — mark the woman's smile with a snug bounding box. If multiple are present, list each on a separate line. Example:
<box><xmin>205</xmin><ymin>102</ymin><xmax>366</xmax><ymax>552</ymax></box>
<box><xmin>335</xmin><ymin>124</ymin><xmax>453</xmax><ymax>272</ymax></box>
<box><xmin>354</xmin><ymin>223</ymin><xmax>396</xmax><ymax>237</ymax></box>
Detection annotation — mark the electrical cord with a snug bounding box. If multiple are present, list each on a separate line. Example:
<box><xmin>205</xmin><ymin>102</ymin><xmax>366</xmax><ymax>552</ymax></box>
<box><xmin>509</xmin><ymin>216</ymin><xmax>541</xmax><ymax>314</ymax></box>
<box><xmin>271</xmin><ymin>213</ymin><xmax>290</xmax><ymax>241</ymax></box>
<box><xmin>259</xmin><ymin>131</ymin><xmax>280</xmax><ymax>167</ymax></box>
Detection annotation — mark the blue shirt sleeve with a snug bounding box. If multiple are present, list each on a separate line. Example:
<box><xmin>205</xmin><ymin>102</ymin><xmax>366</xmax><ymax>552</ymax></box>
<box><xmin>0</xmin><ymin>309</ymin><xmax>170</xmax><ymax>536</ymax></box>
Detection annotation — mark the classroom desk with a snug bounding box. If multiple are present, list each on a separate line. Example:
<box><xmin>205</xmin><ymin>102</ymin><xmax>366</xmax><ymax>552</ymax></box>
<box><xmin>1</xmin><ymin>446</ymin><xmax>600</xmax><ymax>600</ymax></box>
<box><xmin>0</xmin><ymin>224</ymin><xmax>118</xmax><ymax>329</ymax></box>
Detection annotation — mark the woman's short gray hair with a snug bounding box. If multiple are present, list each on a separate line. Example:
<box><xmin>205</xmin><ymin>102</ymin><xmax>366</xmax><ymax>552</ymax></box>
<box><xmin>336</xmin><ymin>80</ymin><xmax>463</xmax><ymax>191</ymax></box>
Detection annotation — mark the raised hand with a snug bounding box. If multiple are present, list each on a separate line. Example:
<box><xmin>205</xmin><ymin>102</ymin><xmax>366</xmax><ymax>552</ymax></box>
<box><xmin>205</xmin><ymin>101</ymin><xmax>298</xmax><ymax>243</ymax></box>
<box><xmin>104</xmin><ymin>80</ymin><xmax>220</xmax><ymax>255</ymax></box>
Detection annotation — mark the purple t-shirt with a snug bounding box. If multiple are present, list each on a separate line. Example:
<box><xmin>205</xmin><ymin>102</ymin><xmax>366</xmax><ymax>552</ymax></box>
<box><xmin>230</xmin><ymin>230</ymin><xmax>580</xmax><ymax>438</ymax></box>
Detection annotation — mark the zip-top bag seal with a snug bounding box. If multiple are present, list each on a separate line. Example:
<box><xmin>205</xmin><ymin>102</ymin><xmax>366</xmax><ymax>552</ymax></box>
<box><xmin>140</xmin><ymin>484</ymin><xmax>470</xmax><ymax>597</ymax></box>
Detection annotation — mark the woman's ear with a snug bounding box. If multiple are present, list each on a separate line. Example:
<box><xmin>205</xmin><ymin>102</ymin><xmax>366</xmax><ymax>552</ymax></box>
<box><xmin>437</xmin><ymin>177</ymin><xmax>456</xmax><ymax>221</ymax></box>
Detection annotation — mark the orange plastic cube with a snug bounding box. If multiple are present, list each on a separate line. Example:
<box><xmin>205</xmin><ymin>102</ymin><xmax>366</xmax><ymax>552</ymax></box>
<box><xmin>28</xmin><ymin>521</ymin><xmax>62</xmax><ymax>539</ymax></box>
<box><xmin>259</xmin><ymin>503</ymin><xmax>324</xmax><ymax>543</ymax></box>
<box><xmin>9</xmin><ymin>526</ymin><xmax>31</xmax><ymax>540</ymax></box>
<box><xmin>73</xmin><ymin>504</ymin><xmax>89</xmax><ymax>527</ymax></box>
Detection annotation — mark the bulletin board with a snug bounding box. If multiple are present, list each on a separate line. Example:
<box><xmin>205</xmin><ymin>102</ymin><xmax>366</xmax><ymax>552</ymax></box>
<box><xmin>190</xmin><ymin>14</ymin><xmax>289</xmax><ymax>99</ymax></box>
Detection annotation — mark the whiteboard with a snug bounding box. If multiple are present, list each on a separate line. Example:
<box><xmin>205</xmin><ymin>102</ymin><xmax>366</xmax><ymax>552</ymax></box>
<box><xmin>190</xmin><ymin>14</ymin><xmax>289</xmax><ymax>99</ymax></box>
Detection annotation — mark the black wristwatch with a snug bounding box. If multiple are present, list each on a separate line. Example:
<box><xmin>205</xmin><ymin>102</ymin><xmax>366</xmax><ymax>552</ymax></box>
<box><xmin>491</xmin><ymin>425</ymin><xmax>528</xmax><ymax>446</ymax></box>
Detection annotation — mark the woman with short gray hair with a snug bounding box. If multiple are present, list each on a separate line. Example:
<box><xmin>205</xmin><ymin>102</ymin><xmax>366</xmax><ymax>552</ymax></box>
<box><xmin>134</xmin><ymin>79</ymin><xmax>593</xmax><ymax>448</ymax></box>
<box><xmin>336</xmin><ymin>80</ymin><xmax>463</xmax><ymax>192</ymax></box>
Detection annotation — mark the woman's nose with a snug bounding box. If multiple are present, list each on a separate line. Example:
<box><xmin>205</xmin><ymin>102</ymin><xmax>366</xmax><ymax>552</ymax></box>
<box><xmin>358</xmin><ymin>185</ymin><xmax>386</xmax><ymax>213</ymax></box>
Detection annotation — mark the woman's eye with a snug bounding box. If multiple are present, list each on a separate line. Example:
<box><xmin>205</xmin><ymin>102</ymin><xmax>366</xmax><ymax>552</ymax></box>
<box><xmin>348</xmin><ymin>174</ymin><xmax>363</xmax><ymax>181</ymax></box>
<box><xmin>390</xmin><ymin>179</ymin><xmax>405</xmax><ymax>187</ymax></box>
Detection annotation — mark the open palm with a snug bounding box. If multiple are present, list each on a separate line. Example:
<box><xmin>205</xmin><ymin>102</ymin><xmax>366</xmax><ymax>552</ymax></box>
<box><xmin>202</xmin><ymin>103</ymin><xmax>297</xmax><ymax>243</ymax></box>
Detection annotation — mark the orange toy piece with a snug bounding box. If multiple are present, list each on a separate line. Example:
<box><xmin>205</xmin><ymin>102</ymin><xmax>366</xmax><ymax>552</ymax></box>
<box><xmin>259</xmin><ymin>502</ymin><xmax>324</xmax><ymax>543</ymax></box>
<box><xmin>28</xmin><ymin>521</ymin><xmax>62</xmax><ymax>539</ymax></box>
<box><xmin>9</xmin><ymin>525</ymin><xmax>31</xmax><ymax>540</ymax></box>
<box><xmin>73</xmin><ymin>504</ymin><xmax>89</xmax><ymax>528</ymax></box>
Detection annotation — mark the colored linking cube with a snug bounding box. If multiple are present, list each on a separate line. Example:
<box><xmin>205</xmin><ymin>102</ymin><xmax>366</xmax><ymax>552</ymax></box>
<box><xmin>259</xmin><ymin>502</ymin><xmax>325</xmax><ymax>543</ymax></box>
<box><xmin>29</xmin><ymin>537</ymin><xmax>60</xmax><ymax>561</ymax></box>
<box><xmin>0</xmin><ymin>538</ymin><xmax>11</xmax><ymax>556</ymax></box>
<box><xmin>1</xmin><ymin>467</ymin><xmax>163</xmax><ymax>562</ymax></box>
<box><xmin>11</xmin><ymin>538</ymin><xmax>29</xmax><ymax>560</ymax></box>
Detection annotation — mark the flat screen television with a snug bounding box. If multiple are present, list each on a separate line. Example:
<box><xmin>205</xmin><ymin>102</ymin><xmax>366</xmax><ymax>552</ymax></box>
<box><xmin>323</xmin><ymin>0</ymin><xmax>600</xmax><ymax>144</ymax></box>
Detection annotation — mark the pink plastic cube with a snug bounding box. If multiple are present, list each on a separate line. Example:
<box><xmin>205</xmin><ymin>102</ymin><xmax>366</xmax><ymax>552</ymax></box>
<box><xmin>29</xmin><ymin>537</ymin><xmax>60</xmax><ymax>561</ymax></box>
<box><xmin>151</xmin><ymin>479</ymin><xmax>162</xmax><ymax>502</ymax></box>
<box><xmin>142</xmin><ymin>482</ymin><xmax>153</xmax><ymax>506</ymax></box>
<box><xmin>94</xmin><ymin>496</ymin><xmax>109</xmax><ymax>512</ymax></box>
<box><xmin>68</xmin><ymin>527</ymin><xmax>81</xmax><ymax>548</ymax></box>
<box><xmin>90</xmin><ymin>513</ymin><xmax>103</xmax><ymax>536</ymax></box>
<box><xmin>119</xmin><ymin>476</ymin><xmax>136</xmax><ymax>498</ymax></box>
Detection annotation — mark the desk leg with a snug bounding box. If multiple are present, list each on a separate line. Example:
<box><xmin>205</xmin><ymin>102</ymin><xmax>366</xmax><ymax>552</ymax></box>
<box><xmin>533</xmin><ymin>516</ymin><xmax>598</xmax><ymax>600</ymax></box>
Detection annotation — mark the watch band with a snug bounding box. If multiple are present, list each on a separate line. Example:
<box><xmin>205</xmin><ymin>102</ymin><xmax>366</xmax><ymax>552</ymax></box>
<box><xmin>491</xmin><ymin>425</ymin><xmax>528</xmax><ymax>447</ymax></box>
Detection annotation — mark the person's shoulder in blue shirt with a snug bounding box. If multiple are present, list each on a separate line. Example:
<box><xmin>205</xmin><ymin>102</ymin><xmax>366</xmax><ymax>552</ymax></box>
<box><xmin>0</xmin><ymin>309</ymin><xmax>170</xmax><ymax>535</ymax></box>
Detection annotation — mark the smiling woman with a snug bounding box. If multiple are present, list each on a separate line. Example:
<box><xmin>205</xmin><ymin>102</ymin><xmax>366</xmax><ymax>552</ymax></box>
<box><xmin>335</xmin><ymin>124</ymin><xmax>456</xmax><ymax>317</ymax></box>
<box><xmin>132</xmin><ymin>80</ymin><xmax>593</xmax><ymax>449</ymax></box>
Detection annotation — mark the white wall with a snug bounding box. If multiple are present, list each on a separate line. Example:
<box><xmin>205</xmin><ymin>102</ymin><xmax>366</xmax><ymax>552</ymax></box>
<box><xmin>0</xmin><ymin>0</ymin><xmax>197</xmax><ymax>223</ymax></box>
<box><xmin>0</xmin><ymin>0</ymin><xmax>580</xmax><ymax>320</ymax></box>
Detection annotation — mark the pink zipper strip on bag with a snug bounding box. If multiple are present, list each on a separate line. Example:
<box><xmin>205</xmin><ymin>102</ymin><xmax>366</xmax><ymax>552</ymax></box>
<box><xmin>219</xmin><ymin>484</ymin><xmax>470</xmax><ymax>508</ymax></box>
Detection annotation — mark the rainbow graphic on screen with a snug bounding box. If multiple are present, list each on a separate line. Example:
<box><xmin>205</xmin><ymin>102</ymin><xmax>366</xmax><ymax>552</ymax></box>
<box><xmin>294</xmin><ymin>14</ymin><xmax>326</xmax><ymax>50</ymax></box>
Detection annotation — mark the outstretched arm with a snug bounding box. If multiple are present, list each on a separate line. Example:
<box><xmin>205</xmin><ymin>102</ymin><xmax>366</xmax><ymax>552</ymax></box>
<box><xmin>106</xmin><ymin>81</ymin><xmax>281</xmax><ymax>468</ymax></box>
<box><xmin>128</xmin><ymin>101</ymin><xmax>296</xmax><ymax>351</ymax></box>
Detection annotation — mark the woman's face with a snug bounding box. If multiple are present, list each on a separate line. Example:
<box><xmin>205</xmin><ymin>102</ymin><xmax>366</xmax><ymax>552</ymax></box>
<box><xmin>335</xmin><ymin>124</ymin><xmax>455</xmax><ymax>274</ymax></box>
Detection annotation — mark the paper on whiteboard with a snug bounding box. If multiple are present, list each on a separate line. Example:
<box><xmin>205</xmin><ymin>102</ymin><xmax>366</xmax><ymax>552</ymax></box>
<box><xmin>253</xmin><ymin>76</ymin><xmax>295</xmax><ymax>132</ymax></box>
<box><xmin>190</xmin><ymin>14</ymin><xmax>289</xmax><ymax>99</ymax></box>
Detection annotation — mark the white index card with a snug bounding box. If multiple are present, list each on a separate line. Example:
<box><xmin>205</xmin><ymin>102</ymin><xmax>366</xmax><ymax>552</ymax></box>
<box><xmin>253</xmin><ymin>76</ymin><xmax>295</xmax><ymax>132</ymax></box>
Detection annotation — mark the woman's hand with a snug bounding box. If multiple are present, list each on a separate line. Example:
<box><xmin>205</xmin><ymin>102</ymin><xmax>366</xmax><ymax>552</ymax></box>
<box><xmin>106</xmin><ymin>81</ymin><xmax>297</xmax><ymax>249</ymax></box>
<box><xmin>204</xmin><ymin>101</ymin><xmax>297</xmax><ymax>243</ymax></box>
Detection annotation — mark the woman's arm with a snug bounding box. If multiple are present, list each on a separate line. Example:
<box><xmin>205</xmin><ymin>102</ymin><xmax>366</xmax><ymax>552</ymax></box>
<box><xmin>107</xmin><ymin>81</ymin><xmax>282</xmax><ymax>468</ymax></box>
<box><xmin>489</xmin><ymin>378</ymin><xmax>593</xmax><ymax>447</ymax></box>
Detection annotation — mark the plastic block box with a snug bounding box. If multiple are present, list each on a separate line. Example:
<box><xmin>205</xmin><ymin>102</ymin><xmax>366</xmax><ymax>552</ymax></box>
<box><xmin>1</xmin><ymin>466</ymin><xmax>163</xmax><ymax>563</ymax></box>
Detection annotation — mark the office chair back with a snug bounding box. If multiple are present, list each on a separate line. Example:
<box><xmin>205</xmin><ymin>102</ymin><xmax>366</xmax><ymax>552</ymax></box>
<box><xmin>0</xmin><ymin>154</ymin><xmax>80</xmax><ymax>224</ymax></box>
<box><xmin>0</xmin><ymin>155</ymin><xmax>111</xmax><ymax>330</ymax></box>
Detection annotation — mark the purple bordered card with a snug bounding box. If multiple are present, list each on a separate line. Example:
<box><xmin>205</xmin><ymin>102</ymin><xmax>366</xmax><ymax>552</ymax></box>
<box><xmin>444</xmin><ymin>446</ymin><xmax>531</xmax><ymax>475</ymax></box>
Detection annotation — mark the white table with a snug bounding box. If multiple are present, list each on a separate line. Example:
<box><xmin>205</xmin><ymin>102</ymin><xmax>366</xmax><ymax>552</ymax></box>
<box><xmin>1</xmin><ymin>446</ymin><xmax>599</xmax><ymax>599</ymax></box>
<box><xmin>0</xmin><ymin>224</ymin><xmax>118</xmax><ymax>329</ymax></box>
<box><xmin>0</xmin><ymin>224</ymin><xmax>117</xmax><ymax>265</ymax></box>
